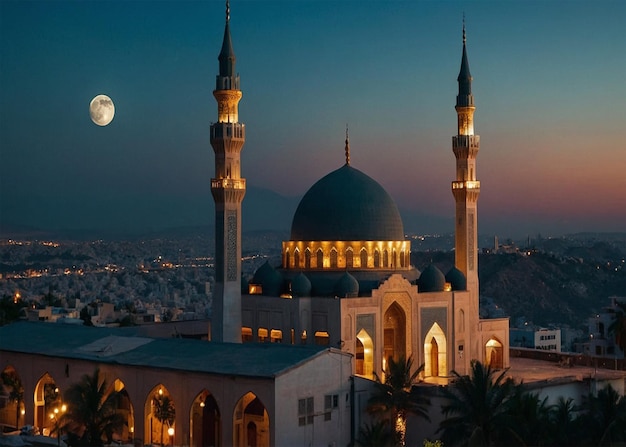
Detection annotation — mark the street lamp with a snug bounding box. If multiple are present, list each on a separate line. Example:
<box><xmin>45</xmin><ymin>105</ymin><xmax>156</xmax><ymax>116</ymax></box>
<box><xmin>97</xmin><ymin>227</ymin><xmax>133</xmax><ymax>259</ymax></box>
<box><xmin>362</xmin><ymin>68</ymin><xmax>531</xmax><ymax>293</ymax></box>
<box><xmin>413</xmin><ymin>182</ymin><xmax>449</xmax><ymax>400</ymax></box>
<box><xmin>167</xmin><ymin>426</ymin><xmax>174</xmax><ymax>446</ymax></box>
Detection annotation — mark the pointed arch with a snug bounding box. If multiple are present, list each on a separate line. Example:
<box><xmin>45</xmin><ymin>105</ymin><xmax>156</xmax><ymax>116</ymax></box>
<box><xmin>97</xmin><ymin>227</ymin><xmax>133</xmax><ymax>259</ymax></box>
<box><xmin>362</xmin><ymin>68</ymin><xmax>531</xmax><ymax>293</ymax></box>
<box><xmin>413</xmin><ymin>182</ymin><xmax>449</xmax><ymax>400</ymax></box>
<box><xmin>109</xmin><ymin>379</ymin><xmax>134</xmax><ymax>443</ymax></box>
<box><xmin>330</xmin><ymin>248</ymin><xmax>338</xmax><ymax>268</ymax></box>
<box><xmin>424</xmin><ymin>322</ymin><xmax>447</xmax><ymax>377</ymax></box>
<box><xmin>145</xmin><ymin>385</ymin><xmax>175</xmax><ymax>447</ymax></box>
<box><xmin>233</xmin><ymin>392</ymin><xmax>269</xmax><ymax>447</ymax></box>
<box><xmin>190</xmin><ymin>390</ymin><xmax>220</xmax><ymax>447</ymax></box>
<box><xmin>383</xmin><ymin>250</ymin><xmax>389</xmax><ymax>268</ymax></box>
<box><xmin>346</xmin><ymin>247</ymin><xmax>354</xmax><ymax>269</ymax></box>
<box><xmin>0</xmin><ymin>366</ymin><xmax>24</xmax><ymax>429</ymax></box>
<box><xmin>304</xmin><ymin>248</ymin><xmax>311</xmax><ymax>269</ymax></box>
<box><xmin>400</xmin><ymin>249</ymin><xmax>406</xmax><ymax>268</ymax></box>
<box><xmin>374</xmin><ymin>250</ymin><xmax>380</xmax><ymax>268</ymax></box>
<box><xmin>485</xmin><ymin>338</ymin><xmax>504</xmax><ymax>369</ymax></box>
<box><xmin>34</xmin><ymin>372</ymin><xmax>60</xmax><ymax>436</ymax></box>
<box><xmin>294</xmin><ymin>248</ymin><xmax>301</xmax><ymax>269</ymax></box>
<box><xmin>356</xmin><ymin>328</ymin><xmax>374</xmax><ymax>378</ymax></box>
<box><xmin>383</xmin><ymin>302</ymin><xmax>406</xmax><ymax>363</ymax></box>
<box><xmin>316</xmin><ymin>249</ymin><xmax>323</xmax><ymax>269</ymax></box>
<box><xmin>360</xmin><ymin>248</ymin><xmax>368</xmax><ymax>268</ymax></box>
<box><xmin>284</xmin><ymin>249</ymin><xmax>290</xmax><ymax>269</ymax></box>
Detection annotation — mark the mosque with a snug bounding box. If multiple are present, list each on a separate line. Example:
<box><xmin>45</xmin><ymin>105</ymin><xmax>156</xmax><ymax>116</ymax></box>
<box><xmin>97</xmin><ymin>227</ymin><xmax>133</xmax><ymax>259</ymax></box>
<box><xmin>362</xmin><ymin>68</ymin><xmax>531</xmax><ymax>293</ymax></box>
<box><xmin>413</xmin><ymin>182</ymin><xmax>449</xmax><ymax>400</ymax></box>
<box><xmin>0</xmin><ymin>3</ymin><xmax>517</xmax><ymax>446</ymax></box>
<box><xmin>210</xmin><ymin>2</ymin><xmax>510</xmax><ymax>381</ymax></box>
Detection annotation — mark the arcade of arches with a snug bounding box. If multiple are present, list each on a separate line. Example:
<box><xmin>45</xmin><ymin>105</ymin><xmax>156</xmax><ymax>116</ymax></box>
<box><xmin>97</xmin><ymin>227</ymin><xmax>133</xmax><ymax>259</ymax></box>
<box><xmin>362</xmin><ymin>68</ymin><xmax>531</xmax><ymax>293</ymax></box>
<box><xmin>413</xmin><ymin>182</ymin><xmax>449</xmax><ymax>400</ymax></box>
<box><xmin>0</xmin><ymin>366</ymin><xmax>270</xmax><ymax>447</ymax></box>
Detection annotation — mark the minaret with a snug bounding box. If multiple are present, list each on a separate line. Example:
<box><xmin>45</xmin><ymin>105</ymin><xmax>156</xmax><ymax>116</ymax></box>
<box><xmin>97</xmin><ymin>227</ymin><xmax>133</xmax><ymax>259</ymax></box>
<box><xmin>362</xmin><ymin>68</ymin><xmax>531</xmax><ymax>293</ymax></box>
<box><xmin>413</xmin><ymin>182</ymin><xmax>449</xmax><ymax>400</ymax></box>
<box><xmin>210</xmin><ymin>0</ymin><xmax>245</xmax><ymax>343</ymax></box>
<box><xmin>452</xmin><ymin>21</ymin><xmax>480</xmax><ymax>297</ymax></box>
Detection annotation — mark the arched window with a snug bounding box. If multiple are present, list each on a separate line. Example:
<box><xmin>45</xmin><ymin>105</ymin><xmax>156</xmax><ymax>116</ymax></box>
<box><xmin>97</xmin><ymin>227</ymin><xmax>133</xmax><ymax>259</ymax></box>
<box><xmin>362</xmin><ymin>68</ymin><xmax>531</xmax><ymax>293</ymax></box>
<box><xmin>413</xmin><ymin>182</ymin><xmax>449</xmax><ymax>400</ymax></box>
<box><xmin>294</xmin><ymin>249</ymin><xmax>300</xmax><ymax>269</ymax></box>
<box><xmin>360</xmin><ymin>248</ymin><xmax>368</xmax><ymax>268</ymax></box>
<box><xmin>284</xmin><ymin>250</ymin><xmax>290</xmax><ymax>269</ymax></box>
<box><xmin>383</xmin><ymin>250</ymin><xmax>389</xmax><ymax>268</ymax></box>
<box><xmin>346</xmin><ymin>248</ymin><xmax>354</xmax><ymax>269</ymax></box>
<box><xmin>316</xmin><ymin>249</ymin><xmax>324</xmax><ymax>269</ymax></box>
<box><xmin>304</xmin><ymin>248</ymin><xmax>311</xmax><ymax>269</ymax></box>
<box><xmin>374</xmin><ymin>250</ymin><xmax>380</xmax><ymax>268</ymax></box>
<box><xmin>400</xmin><ymin>250</ymin><xmax>406</xmax><ymax>268</ymax></box>
<box><xmin>330</xmin><ymin>249</ymin><xmax>338</xmax><ymax>269</ymax></box>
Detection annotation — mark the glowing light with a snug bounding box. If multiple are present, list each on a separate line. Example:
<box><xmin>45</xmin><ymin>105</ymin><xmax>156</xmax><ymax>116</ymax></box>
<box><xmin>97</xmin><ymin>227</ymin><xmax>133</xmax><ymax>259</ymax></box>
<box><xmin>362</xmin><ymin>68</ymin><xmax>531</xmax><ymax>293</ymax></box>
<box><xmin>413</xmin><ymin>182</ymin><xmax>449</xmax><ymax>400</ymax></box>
<box><xmin>167</xmin><ymin>427</ymin><xmax>175</xmax><ymax>437</ymax></box>
<box><xmin>200</xmin><ymin>402</ymin><xmax>205</xmax><ymax>408</ymax></box>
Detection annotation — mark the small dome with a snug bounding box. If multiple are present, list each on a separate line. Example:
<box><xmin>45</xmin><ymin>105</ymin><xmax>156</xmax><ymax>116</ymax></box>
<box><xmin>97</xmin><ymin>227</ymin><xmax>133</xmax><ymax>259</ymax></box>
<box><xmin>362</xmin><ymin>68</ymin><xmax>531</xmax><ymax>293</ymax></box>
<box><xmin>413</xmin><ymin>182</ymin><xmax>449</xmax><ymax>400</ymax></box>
<box><xmin>251</xmin><ymin>261</ymin><xmax>283</xmax><ymax>296</ymax></box>
<box><xmin>445</xmin><ymin>267</ymin><xmax>467</xmax><ymax>291</ymax></box>
<box><xmin>290</xmin><ymin>165</ymin><xmax>404</xmax><ymax>241</ymax></box>
<box><xmin>291</xmin><ymin>272</ymin><xmax>312</xmax><ymax>297</ymax></box>
<box><xmin>334</xmin><ymin>271</ymin><xmax>359</xmax><ymax>298</ymax></box>
<box><xmin>418</xmin><ymin>264</ymin><xmax>446</xmax><ymax>293</ymax></box>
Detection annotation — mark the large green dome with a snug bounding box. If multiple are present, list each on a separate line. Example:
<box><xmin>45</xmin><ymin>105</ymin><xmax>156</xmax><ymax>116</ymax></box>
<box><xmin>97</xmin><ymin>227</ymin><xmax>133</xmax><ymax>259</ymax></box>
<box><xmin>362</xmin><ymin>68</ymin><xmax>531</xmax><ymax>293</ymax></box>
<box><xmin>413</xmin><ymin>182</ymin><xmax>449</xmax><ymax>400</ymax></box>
<box><xmin>290</xmin><ymin>164</ymin><xmax>405</xmax><ymax>241</ymax></box>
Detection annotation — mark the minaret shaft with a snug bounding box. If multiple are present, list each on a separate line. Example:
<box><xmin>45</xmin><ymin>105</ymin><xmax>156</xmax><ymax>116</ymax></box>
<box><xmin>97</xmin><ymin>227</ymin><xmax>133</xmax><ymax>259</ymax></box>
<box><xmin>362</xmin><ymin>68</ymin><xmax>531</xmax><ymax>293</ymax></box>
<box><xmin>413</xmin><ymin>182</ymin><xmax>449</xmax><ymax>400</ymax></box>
<box><xmin>452</xmin><ymin>26</ymin><xmax>480</xmax><ymax>290</ymax></box>
<box><xmin>210</xmin><ymin>2</ymin><xmax>245</xmax><ymax>343</ymax></box>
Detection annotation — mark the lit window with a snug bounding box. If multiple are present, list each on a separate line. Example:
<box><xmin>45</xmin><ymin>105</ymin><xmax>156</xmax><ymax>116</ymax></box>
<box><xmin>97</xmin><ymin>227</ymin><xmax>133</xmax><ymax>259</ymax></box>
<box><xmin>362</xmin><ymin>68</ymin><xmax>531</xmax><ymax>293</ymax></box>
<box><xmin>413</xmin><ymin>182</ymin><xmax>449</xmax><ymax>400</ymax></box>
<box><xmin>258</xmin><ymin>328</ymin><xmax>268</xmax><ymax>343</ymax></box>
<box><xmin>270</xmin><ymin>329</ymin><xmax>282</xmax><ymax>343</ymax></box>
<box><xmin>242</xmin><ymin>327</ymin><xmax>252</xmax><ymax>342</ymax></box>
<box><xmin>315</xmin><ymin>331</ymin><xmax>330</xmax><ymax>346</ymax></box>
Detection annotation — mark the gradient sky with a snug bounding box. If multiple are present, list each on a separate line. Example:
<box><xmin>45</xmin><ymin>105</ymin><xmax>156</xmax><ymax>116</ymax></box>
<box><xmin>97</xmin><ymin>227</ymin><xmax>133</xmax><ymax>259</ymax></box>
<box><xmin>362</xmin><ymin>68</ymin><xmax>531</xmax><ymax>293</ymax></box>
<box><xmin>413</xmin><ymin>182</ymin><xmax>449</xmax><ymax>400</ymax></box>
<box><xmin>1</xmin><ymin>0</ymin><xmax>625</xmax><ymax>238</ymax></box>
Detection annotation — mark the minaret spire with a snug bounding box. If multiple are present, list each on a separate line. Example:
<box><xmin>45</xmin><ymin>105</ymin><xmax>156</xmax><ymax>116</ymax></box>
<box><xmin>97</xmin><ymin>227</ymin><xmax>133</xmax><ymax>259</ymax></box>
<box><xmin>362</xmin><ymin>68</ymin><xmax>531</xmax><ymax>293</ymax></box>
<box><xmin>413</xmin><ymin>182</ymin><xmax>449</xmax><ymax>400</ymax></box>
<box><xmin>210</xmin><ymin>0</ymin><xmax>245</xmax><ymax>343</ymax></box>
<box><xmin>345</xmin><ymin>125</ymin><xmax>350</xmax><ymax>166</ymax></box>
<box><xmin>451</xmin><ymin>18</ymin><xmax>480</xmax><ymax>298</ymax></box>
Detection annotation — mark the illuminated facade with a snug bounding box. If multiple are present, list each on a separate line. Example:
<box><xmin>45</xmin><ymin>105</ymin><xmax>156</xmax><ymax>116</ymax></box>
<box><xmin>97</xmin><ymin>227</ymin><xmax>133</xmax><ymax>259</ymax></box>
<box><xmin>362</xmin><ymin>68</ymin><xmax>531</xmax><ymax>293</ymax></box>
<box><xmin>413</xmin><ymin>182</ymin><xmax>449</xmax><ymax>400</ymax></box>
<box><xmin>210</xmin><ymin>1</ymin><xmax>246</xmax><ymax>343</ymax></box>
<box><xmin>243</xmin><ymin>24</ymin><xmax>509</xmax><ymax>381</ymax></box>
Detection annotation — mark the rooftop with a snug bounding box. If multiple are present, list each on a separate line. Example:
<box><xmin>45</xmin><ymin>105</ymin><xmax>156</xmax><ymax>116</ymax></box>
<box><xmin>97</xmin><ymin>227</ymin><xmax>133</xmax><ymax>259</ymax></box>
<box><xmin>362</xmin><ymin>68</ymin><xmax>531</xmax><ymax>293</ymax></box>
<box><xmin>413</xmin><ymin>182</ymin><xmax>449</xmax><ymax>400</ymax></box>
<box><xmin>0</xmin><ymin>321</ymin><xmax>328</xmax><ymax>379</ymax></box>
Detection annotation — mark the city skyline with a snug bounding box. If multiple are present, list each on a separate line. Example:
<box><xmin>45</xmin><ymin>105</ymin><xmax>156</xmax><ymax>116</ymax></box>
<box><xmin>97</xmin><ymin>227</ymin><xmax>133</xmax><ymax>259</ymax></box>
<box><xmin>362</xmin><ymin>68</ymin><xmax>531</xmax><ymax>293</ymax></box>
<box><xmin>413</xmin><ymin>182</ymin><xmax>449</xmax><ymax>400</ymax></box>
<box><xmin>1</xmin><ymin>0</ymin><xmax>625</xmax><ymax>239</ymax></box>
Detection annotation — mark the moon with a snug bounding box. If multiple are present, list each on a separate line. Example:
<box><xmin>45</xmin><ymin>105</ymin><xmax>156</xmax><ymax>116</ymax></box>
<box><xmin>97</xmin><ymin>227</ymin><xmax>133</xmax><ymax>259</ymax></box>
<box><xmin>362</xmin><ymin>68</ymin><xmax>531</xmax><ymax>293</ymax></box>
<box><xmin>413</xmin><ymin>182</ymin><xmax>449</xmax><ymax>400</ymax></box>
<box><xmin>89</xmin><ymin>94</ymin><xmax>115</xmax><ymax>126</ymax></box>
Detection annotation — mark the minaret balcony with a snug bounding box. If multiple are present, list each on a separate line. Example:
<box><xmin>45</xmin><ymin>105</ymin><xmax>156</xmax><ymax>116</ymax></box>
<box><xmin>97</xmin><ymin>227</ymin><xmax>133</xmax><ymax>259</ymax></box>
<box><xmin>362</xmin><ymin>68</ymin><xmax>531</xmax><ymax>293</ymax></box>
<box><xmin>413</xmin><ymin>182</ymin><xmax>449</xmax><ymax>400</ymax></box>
<box><xmin>452</xmin><ymin>180</ymin><xmax>480</xmax><ymax>190</ymax></box>
<box><xmin>211</xmin><ymin>178</ymin><xmax>246</xmax><ymax>190</ymax></box>
<box><xmin>211</xmin><ymin>123</ymin><xmax>245</xmax><ymax>140</ymax></box>
<box><xmin>452</xmin><ymin>135</ymin><xmax>480</xmax><ymax>149</ymax></box>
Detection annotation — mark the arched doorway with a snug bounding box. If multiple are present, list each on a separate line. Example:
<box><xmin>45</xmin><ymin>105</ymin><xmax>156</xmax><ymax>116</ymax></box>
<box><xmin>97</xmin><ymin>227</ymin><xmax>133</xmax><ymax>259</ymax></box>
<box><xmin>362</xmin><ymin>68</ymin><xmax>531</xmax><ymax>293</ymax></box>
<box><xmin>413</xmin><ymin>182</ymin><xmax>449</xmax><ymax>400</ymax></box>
<box><xmin>424</xmin><ymin>323</ymin><xmax>447</xmax><ymax>377</ymax></box>
<box><xmin>145</xmin><ymin>385</ymin><xmax>175</xmax><ymax>447</ymax></box>
<box><xmin>34</xmin><ymin>373</ymin><xmax>60</xmax><ymax>436</ymax></box>
<box><xmin>233</xmin><ymin>392</ymin><xmax>269</xmax><ymax>447</ymax></box>
<box><xmin>0</xmin><ymin>366</ymin><xmax>24</xmax><ymax>430</ymax></box>
<box><xmin>383</xmin><ymin>302</ymin><xmax>406</xmax><ymax>364</ymax></box>
<box><xmin>355</xmin><ymin>329</ymin><xmax>374</xmax><ymax>378</ymax></box>
<box><xmin>190</xmin><ymin>390</ymin><xmax>220</xmax><ymax>447</ymax></box>
<box><xmin>110</xmin><ymin>379</ymin><xmax>134</xmax><ymax>444</ymax></box>
<box><xmin>485</xmin><ymin>338</ymin><xmax>503</xmax><ymax>369</ymax></box>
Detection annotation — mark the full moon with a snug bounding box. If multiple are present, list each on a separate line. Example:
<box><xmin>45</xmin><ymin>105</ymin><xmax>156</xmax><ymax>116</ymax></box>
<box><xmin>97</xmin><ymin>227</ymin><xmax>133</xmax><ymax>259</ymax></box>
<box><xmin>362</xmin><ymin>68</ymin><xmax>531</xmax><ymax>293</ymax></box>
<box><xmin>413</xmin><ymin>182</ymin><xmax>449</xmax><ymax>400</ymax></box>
<box><xmin>89</xmin><ymin>94</ymin><xmax>115</xmax><ymax>126</ymax></box>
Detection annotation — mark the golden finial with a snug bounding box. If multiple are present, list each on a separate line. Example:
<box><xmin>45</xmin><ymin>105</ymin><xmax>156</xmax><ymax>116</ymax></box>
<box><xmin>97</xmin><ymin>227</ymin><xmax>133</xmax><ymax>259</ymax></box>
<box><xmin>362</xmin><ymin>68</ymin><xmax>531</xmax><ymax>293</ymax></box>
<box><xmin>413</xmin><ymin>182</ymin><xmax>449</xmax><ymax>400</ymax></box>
<box><xmin>345</xmin><ymin>125</ymin><xmax>350</xmax><ymax>166</ymax></box>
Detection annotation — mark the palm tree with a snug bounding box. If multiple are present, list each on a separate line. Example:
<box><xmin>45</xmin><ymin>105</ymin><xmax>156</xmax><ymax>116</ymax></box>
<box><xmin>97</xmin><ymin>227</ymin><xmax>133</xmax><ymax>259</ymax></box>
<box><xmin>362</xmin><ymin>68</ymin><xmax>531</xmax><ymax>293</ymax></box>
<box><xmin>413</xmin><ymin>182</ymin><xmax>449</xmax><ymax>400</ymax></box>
<box><xmin>549</xmin><ymin>396</ymin><xmax>579</xmax><ymax>446</ymax></box>
<box><xmin>437</xmin><ymin>360</ymin><xmax>516</xmax><ymax>447</ymax></box>
<box><xmin>578</xmin><ymin>383</ymin><xmax>626</xmax><ymax>446</ymax></box>
<box><xmin>366</xmin><ymin>355</ymin><xmax>430</xmax><ymax>447</ymax></box>
<box><xmin>356</xmin><ymin>420</ymin><xmax>399</xmax><ymax>447</ymax></box>
<box><xmin>502</xmin><ymin>386</ymin><xmax>552</xmax><ymax>446</ymax></box>
<box><xmin>608</xmin><ymin>299</ymin><xmax>626</xmax><ymax>355</ymax></box>
<box><xmin>1</xmin><ymin>369</ymin><xmax>24</xmax><ymax>428</ymax></box>
<box><xmin>61</xmin><ymin>368</ymin><xmax>125</xmax><ymax>446</ymax></box>
<box><xmin>153</xmin><ymin>393</ymin><xmax>175</xmax><ymax>447</ymax></box>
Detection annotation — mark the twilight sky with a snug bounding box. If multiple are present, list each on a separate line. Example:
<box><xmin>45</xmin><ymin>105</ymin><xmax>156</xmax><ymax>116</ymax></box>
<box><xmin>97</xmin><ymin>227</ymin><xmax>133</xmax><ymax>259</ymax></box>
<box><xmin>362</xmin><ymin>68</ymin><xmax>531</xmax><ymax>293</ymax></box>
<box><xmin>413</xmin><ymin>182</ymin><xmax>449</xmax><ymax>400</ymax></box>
<box><xmin>1</xmin><ymin>0</ymin><xmax>625</xmax><ymax>239</ymax></box>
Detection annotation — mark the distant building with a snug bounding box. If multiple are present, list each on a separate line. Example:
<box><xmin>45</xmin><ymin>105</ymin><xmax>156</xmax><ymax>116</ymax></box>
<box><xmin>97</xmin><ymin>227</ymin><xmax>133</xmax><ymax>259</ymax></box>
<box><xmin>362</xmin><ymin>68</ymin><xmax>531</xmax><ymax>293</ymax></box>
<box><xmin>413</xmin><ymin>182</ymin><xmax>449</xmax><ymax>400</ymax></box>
<box><xmin>510</xmin><ymin>326</ymin><xmax>561</xmax><ymax>352</ymax></box>
<box><xmin>583</xmin><ymin>296</ymin><xmax>626</xmax><ymax>359</ymax></box>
